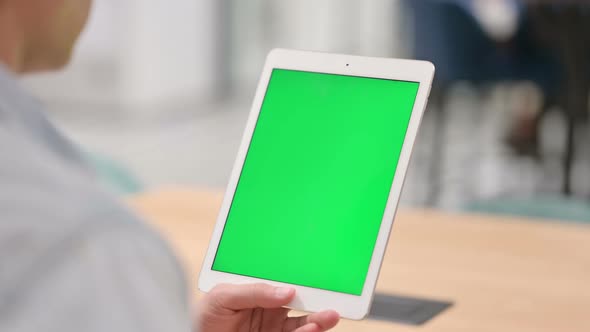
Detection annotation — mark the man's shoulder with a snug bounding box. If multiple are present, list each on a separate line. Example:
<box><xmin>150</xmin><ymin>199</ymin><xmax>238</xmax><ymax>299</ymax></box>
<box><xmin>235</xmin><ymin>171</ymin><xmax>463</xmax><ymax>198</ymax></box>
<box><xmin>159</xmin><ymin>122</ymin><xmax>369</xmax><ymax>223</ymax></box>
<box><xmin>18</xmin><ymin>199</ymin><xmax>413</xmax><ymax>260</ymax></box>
<box><xmin>0</xmin><ymin>75</ymin><xmax>186</xmax><ymax>319</ymax></box>
<box><xmin>0</xmin><ymin>127</ymin><xmax>181</xmax><ymax>301</ymax></box>
<box><xmin>0</xmin><ymin>124</ymin><xmax>116</xmax><ymax>232</ymax></box>
<box><xmin>0</xmin><ymin>193</ymin><xmax>189</xmax><ymax>329</ymax></box>
<box><xmin>0</xmin><ymin>181</ymin><xmax>184</xmax><ymax>305</ymax></box>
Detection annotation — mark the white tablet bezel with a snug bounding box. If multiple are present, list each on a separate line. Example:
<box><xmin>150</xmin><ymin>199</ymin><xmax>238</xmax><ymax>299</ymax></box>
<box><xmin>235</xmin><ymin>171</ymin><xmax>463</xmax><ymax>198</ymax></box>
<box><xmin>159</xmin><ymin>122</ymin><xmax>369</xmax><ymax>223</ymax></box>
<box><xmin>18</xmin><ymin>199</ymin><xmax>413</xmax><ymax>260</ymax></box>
<box><xmin>198</xmin><ymin>49</ymin><xmax>434</xmax><ymax>320</ymax></box>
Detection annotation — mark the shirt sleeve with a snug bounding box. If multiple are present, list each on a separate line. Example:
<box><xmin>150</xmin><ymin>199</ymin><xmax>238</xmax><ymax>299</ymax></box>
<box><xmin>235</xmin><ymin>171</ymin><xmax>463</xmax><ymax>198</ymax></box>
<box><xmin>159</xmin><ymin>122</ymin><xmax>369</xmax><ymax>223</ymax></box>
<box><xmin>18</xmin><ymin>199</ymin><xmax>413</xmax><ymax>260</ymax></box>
<box><xmin>2</xmin><ymin>223</ymin><xmax>193</xmax><ymax>332</ymax></box>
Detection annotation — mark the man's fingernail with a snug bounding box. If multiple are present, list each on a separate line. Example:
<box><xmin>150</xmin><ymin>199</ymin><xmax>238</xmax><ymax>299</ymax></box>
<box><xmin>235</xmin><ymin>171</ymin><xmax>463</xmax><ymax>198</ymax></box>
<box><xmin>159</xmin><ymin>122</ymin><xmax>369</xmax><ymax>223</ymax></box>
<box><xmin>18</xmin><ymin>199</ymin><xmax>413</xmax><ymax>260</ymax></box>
<box><xmin>275</xmin><ymin>287</ymin><xmax>293</xmax><ymax>299</ymax></box>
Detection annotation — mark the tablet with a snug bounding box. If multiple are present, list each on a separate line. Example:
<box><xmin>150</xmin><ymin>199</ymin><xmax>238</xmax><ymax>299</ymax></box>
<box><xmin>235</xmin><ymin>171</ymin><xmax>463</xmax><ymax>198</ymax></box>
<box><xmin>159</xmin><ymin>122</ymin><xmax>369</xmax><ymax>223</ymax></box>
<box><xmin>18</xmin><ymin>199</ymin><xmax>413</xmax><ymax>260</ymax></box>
<box><xmin>199</xmin><ymin>49</ymin><xmax>434</xmax><ymax>320</ymax></box>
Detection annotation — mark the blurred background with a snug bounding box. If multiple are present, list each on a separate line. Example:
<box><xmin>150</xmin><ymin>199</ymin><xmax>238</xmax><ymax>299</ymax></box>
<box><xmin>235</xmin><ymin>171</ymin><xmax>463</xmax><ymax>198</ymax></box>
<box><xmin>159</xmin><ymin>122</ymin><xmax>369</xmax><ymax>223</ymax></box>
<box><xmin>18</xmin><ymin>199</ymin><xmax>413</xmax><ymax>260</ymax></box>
<box><xmin>21</xmin><ymin>0</ymin><xmax>590</xmax><ymax>222</ymax></box>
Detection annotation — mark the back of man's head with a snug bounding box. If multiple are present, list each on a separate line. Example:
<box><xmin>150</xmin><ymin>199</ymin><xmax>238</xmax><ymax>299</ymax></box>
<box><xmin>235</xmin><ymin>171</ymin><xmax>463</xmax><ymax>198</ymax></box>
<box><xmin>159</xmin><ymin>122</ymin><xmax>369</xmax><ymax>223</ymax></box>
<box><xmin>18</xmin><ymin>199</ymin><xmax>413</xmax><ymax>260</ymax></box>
<box><xmin>0</xmin><ymin>0</ymin><xmax>92</xmax><ymax>73</ymax></box>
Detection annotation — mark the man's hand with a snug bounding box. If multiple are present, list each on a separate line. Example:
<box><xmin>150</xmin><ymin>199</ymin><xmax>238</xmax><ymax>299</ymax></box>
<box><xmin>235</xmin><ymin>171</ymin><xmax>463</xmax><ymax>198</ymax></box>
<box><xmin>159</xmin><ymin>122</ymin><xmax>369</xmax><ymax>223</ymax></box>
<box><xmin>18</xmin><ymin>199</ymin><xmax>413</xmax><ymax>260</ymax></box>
<box><xmin>197</xmin><ymin>283</ymin><xmax>340</xmax><ymax>332</ymax></box>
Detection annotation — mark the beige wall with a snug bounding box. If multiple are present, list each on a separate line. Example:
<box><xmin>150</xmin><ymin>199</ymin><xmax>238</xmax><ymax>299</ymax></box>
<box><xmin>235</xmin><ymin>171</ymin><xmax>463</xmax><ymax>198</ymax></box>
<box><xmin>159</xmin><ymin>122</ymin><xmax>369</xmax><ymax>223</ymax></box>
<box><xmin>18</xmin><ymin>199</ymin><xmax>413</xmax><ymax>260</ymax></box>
<box><xmin>22</xmin><ymin>0</ymin><xmax>219</xmax><ymax>113</ymax></box>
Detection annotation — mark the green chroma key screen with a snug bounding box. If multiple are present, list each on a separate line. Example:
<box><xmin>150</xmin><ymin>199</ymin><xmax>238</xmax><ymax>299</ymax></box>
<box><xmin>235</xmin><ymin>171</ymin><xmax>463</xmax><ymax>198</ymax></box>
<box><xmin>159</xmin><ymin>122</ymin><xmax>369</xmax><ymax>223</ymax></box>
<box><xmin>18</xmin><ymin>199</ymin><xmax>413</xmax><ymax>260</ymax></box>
<box><xmin>212</xmin><ymin>69</ymin><xmax>420</xmax><ymax>295</ymax></box>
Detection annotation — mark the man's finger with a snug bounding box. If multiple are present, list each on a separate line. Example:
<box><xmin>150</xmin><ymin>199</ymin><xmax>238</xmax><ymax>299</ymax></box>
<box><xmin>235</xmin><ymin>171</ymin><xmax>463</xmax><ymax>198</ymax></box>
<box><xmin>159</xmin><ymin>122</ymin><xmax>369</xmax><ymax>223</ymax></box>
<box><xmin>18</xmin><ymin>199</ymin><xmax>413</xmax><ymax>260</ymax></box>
<box><xmin>208</xmin><ymin>283</ymin><xmax>295</xmax><ymax>311</ymax></box>
<box><xmin>284</xmin><ymin>310</ymin><xmax>340</xmax><ymax>332</ymax></box>
<box><xmin>292</xmin><ymin>323</ymin><xmax>321</xmax><ymax>332</ymax></box>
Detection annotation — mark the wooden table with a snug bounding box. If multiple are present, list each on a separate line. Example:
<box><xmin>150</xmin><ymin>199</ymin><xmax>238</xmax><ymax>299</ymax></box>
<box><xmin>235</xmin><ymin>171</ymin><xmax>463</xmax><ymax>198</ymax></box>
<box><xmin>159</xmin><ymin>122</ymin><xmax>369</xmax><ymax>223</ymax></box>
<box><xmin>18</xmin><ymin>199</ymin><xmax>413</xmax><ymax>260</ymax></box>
<box><xmin>128</xmin><ymin>189</ymin><xmax>590</xmax><ymax>332</ymax></box>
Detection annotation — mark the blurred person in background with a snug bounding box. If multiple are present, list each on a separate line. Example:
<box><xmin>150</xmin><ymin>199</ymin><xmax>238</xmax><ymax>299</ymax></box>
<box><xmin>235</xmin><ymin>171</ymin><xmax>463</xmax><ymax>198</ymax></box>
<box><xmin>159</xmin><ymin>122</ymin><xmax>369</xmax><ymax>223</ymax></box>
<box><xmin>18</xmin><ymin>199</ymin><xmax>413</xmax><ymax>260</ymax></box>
<box><xmin>413</xmin><ymin>0</ymin><xmax>564</xmax><ymax>156</ymax></box>
<box><xmin>0</xmin><ymin>1</ymin><xmax>339</xmax><ymax>331</ymax></box>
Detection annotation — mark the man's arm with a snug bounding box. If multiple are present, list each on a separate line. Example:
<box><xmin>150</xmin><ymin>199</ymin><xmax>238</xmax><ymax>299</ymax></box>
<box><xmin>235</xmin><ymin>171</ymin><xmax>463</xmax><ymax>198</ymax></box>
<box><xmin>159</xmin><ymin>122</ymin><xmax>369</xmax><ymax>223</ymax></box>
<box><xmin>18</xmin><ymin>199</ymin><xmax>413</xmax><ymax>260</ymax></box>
<box><xmin>1</xmin><ymin>224</ymin><xmax>192</xmax><ymax>332</ymax></box>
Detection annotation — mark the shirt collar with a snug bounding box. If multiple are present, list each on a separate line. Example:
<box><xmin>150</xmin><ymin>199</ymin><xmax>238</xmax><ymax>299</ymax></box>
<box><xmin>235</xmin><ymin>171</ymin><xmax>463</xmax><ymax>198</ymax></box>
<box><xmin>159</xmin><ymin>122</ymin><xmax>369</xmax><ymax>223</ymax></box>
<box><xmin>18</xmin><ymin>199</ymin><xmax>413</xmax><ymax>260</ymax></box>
<box><xmin>0</xmin><ymin>63</ymin><xmax>43</xmax><ymax>121</ymax></box>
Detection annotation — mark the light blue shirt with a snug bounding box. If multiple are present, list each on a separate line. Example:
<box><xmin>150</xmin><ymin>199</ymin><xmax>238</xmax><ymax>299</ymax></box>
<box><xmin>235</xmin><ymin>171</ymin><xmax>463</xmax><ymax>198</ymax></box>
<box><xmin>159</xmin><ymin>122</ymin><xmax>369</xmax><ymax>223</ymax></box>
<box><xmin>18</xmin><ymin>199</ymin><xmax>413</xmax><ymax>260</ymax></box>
<box><xmin>0</xmin><ymin>65</ymin><xmax>191</xmax><ymax>332</ymax></box>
